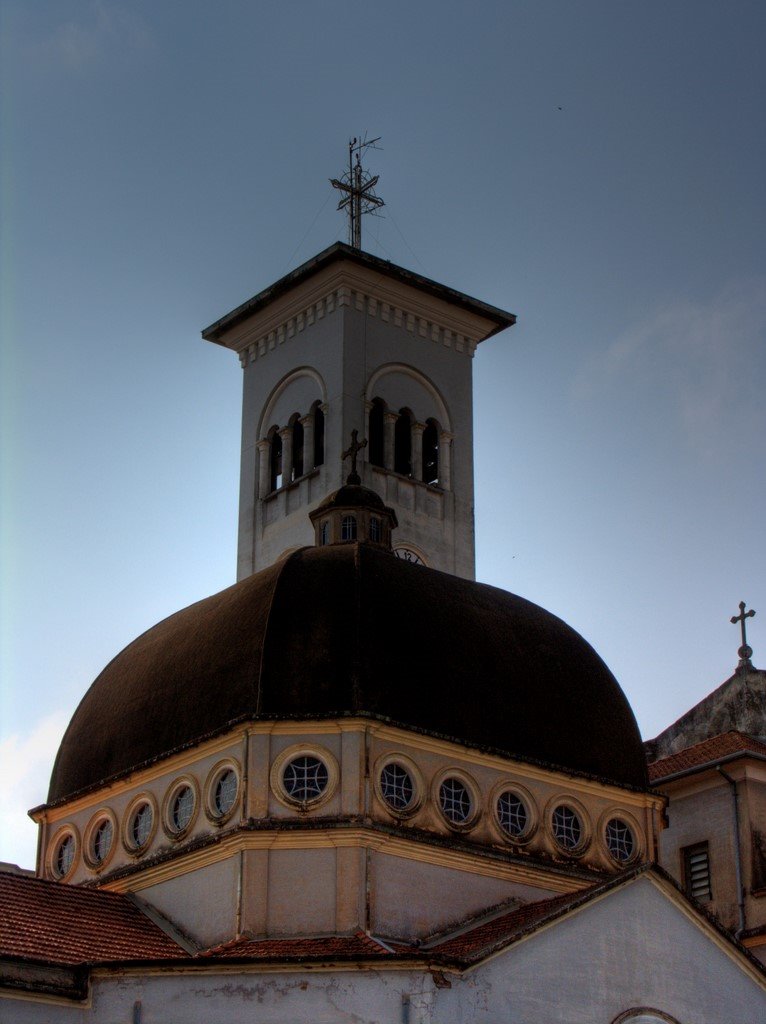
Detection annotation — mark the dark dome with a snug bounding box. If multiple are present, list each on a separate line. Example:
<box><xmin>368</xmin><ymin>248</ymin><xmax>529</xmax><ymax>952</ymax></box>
<box><xmin>49</xmin><ymin>546</ymin><xmax>648</xmax><ymax>803</ymax></box>
<box><xmin>315</xmin><ymin>483</ymin><xmax>387</xmax><ymax>512</ymax></box>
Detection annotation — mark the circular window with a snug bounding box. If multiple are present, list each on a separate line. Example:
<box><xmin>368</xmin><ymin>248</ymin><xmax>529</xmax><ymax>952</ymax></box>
<box><xmin>171</xmin><ymin>786</ymin><xmax>194</xmax><ymax>831</ymax></box>
<box><xmin>130</xmin><ymin>802</ymin><xmax>154</xmax><ymax>849</ymax></box>
<box><xmin>270</xmin><ymin>745</ymin><xmax>339</xmax><ymax>809</ymax></box>
<box><xmin>53</xmin><ymin>832</ymin><xmax>76</xmax><ymax>878</ymax></box>
<box><xmin>439</xmin><ymin>776</ymin><xmax>472</xmax><ymax>825</ymax></box>
<box><xmin>92</xmin><ymin>819</ymin><xmax>113</xmax><ymax>865</ymax></box>
<box><xmin>605</xmin><ymin>817</ymin><xmax>635</xmax><ymax>863</ymax></box>
<box><xmin>83</xmin><ymin>810</ymin><xmax>117</xmax><ymax>870</ymax></box>
<box><xmin>380</xmin><ymin>762</ymin><xmax>414</xmax><ymax>811</ymax></box>
<box><xmin>551</xmin><ymin>804</ymin><xmax>583</xmax><ymax>851</ymax></box>
<box><xmin>163</xmin><ymin>778</ymin><xmax>199</xmax><ymax>838</ymax></box>
<box><xmin>283</xmin><ymin>756</ymin><xmax>329</xmax><ymax>801</ymax></box>
<box><xmin>205</xmin><ymin>764</ymin><xmax>240</xmax><ymax>823</ymax></box>
<box><xmin>497</xmin><ymin>791</ymin><xmax>529</xmax><ymax>838</ymax></box>
<box><xmin>214</xmin><ymin>768</ymin><xmax>238</xmax><ymax>815</ymax></box>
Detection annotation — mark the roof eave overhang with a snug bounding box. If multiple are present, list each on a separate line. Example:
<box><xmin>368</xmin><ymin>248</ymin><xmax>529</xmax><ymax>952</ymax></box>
<box><xmin>201</xmin><ymin>243</ymin><xmax>516</xmax><ymax>348</ymax></box>
<box><xmin>650</xmin><ymin>749</ymin><xmax>766</xmax><ymax>787</ymax></box>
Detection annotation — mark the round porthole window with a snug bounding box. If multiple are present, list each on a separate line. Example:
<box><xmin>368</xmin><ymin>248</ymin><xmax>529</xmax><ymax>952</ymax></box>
<box><xmin>163</xmin><ymin>778</ymin><xmax>198</xmax><ymax>838</ymax></box>
<box><xmin>214</xmin><ymin>768</ymin><xmax>237</xmax><ymax>815</ymax></box>
<box><xmin>270</xmin><ymin>745</ymin><xmax>339</xmax><ymax>810</ymax></box>
<box><xmin>206</xmin><ymin>764</ymin><xmax>239</xmax><ymax>823</ymax></box>
<box><xmin>171</xmin><ymin>786</ymin><xmax>194</xmax><ymax>831</ymax></box>
<box><xmin>92</xmin><ymin>819</ymin><xmax>113</xmax><ymax>865</ymax></box>
<box><xmin>438</xmin><ymin>776</ymin><xmax>473</xmax><ymax>826</ymax></box>
<box><xmin>605</xmin><ymin>817</ymin><xmax>635</xmax><ymax>863</ymax></box>
<box><xmin>380</xmin><ymin>762</ymin><xmax>414</xmax><ymax>811</ymax></box>
<box><xmin>496</xmin><ymin>791</ymin><xmax>529</xmax><ymax>838</ymax></box>
<box><xmin>551</xmin><ymin>804</ymin><xmax>583</xmax><ymax>851</ymax></box>
<box><xmin>130</xmin><ymin>802</ymin><xmax>154</xmax><ymax>850</ymax></box>
<box><xmin>52</xmin><ymin>832</ymin><xmax>76</xmax><ymax>878</ymax></box>
<box><xmin>283</xmin><ymin>756</ymin><xmax>329</xmax><ymax>802</ymax></box>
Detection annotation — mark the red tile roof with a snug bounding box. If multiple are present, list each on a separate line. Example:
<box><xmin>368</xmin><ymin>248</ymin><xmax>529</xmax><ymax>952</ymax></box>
<box><xmin>648</xmin><ymin>731</ymin><xmax>766</xmax><ymax>782</ymax></box>
<box><xmin>200</xmin><ymin>931</ymin><xmax>398</xmax><ymax>960</ymax></box>
<box><xmin>0</xmin><ymin>872</ymin><xmax>186</xmax><ymax>966</ymax></box>
<box><xmin>425</xmin><ymin>887</ymin><xmax>598</xmax><ymax>961</ymax></box>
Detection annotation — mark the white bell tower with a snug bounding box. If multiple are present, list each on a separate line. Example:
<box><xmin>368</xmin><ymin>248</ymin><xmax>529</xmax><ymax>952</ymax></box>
<box><xmin>203</xmin><ymin>244</ymin><xmax>514</xmax><ymax>580</ymax></box>
<box><xmin>202</xmin><ymin>148</ymin><xmax>515</xmax><ymax>580</ymax></box>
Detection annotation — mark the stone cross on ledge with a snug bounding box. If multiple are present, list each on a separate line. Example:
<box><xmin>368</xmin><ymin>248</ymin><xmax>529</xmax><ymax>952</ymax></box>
<box><xmin>342</xmin><ymin>430</ymin><xmax>367</xmax><ymax>485</ymax></box>
<box><xmin>730</xmin><ymin>601</ymin><xmax>756</xmax><ymax>669</ymax></box>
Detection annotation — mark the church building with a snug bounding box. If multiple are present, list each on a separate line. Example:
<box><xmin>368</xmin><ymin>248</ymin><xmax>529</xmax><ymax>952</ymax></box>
<box><xmin>2</xmin><ymin>206</ymin><xmax>765</xmax><ymax>1020</ymax></box>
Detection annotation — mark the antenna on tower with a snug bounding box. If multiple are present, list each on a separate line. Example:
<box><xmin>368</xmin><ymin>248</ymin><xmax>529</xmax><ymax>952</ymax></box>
<box><xmin>330</xmin><ymin>135</ymin><xmax>385</xmax><ymax>250</ymax></box>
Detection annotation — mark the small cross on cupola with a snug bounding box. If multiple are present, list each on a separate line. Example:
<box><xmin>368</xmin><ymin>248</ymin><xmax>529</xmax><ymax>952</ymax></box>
<box><xmin>342</xmin><ymin>429</ymin><xmax>367</xmax><ymax>486</ymax></box>
<box><xmin>309</xmin><ymin>433</ymin><xmax>398</xmax><ymax>550</ymax></box>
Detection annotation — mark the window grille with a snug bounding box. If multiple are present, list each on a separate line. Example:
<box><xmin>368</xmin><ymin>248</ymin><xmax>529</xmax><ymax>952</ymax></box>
<box><xmin>131</xmin><ymin>803</ymin><xmax>153</xmax><ymax>848</ymax></box>
<box><xmin>171</xmin><ymin>785</ymin><xmax>194</xmax><ymax>831</ymax></box>
<box><xmin>605</xmin><ymin>818</ymin><xmax>634</xmax><ymax>861</ymax></box>
<box><xmin>283</xmin><ymin>756</ymin><xmax>329</xmax><ymax>802</ymax></box>
<box><xmin>370</xmin><ymin>516</ymin><xmax>381</xmax><ymax>542</ymax></box>
<box><xmin>341</xmin><ymin>515</ymin><xmax>357</xmax><ymax>541</ymax></box>
<box><xmin>439</xmin><ymin>777</ymin><xmax>472</xmax><ymax>824</ymax></box>
<box><xmin>214</xmin><ymin>769</ymin><xmax>238</xmax><ymax>816</ymax></box>
<box><xmin>55</xmin><ymin>834</ymin><xmax>75</xmax><ymax>876</ymax></box>
<box><xmin>683</xmin><ymin>842</ymin><xmax>712</xmax><ymax>901</ymax></box>
<box><xmin>380</xmin><ymin>763</ymin><xmax>414</xmax><ymax>810</ymax></box>
<box><xmin>497</xmin><ymin>792</ymin><xmax>528</xmax><ymax>837</ymax></box>
<box><xmin>92</xmin><ymin>819</ymin><xmax>113</xmax><ymax>864</ymax></box>
<box><xmin>551</xmin><ymin>805</ymin><xmax>582</xmax><ymax>850</ymax></box>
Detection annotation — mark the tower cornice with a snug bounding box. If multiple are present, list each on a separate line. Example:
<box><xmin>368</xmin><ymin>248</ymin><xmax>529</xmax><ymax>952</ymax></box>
<box><xmin>202</xmin><ymin>243</ymin><xmax>516</xmax><ymax>363</ymax></box>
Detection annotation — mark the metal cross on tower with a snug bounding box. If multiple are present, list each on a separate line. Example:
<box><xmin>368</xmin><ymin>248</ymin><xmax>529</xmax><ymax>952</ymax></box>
<box><xmin>330</xmin><ymin>136</ymin><xmax>385</xmax><ymax>250</ymax></box>
<box><xmin>342</xmin><ymin>429</ymin><xmax>368</xmax><ymax>485</ymax></box>
<box><xmin>730</xmin><ymin>600</ymin><xmax>756</xmax><ymax>667</ymax></box>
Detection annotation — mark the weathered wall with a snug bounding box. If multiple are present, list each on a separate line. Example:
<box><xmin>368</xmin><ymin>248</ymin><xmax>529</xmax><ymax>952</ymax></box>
<box><xmin>440</xmin><ymin>876</ymin><xmax>766</xmax><ymax>1023</ymax></box>
<box><xmin>370</xmin><ymin>850</ymin><xmax>545</xmax><ymax>938</ymax></box>
<box><xmin>646</xmin><ymin>668</ymin><xmax>766</xmax><ymax>759</ymax></box>
<box><xmin>139</xmin><ymin>856</ymin><xmax>239</xmax><ymax>947</ymax></box>
<box><xmin>657</xmin><ymin>776</ymin><xmax>739</xmax><ymax>930</ymax></box>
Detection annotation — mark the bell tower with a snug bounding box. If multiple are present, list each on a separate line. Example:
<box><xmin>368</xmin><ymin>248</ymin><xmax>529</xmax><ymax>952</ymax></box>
<box><xmin>203</xmin><ymin>146</ymin><xmax>514</xmax><ymax>579</ymax></box>
<box><xmin>203</xmin><ymin>244</ymin><xmax>514</xmax><ymax>580</ymax></box>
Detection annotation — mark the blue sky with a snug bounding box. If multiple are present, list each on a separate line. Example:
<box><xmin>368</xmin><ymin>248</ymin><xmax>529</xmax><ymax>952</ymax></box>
<box><xmin>1</xmin><ymin>1</ymin><xmax>764</xmax><ymax>867</ymax></box>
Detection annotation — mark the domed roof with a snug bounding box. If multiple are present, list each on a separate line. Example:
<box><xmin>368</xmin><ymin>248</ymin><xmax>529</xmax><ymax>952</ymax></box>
<box><xmin>49</xmin><ymin>546</ymin><xmax>648</xmax><ymax>803</ymax></box>
<box><xmin>315</xmin><ymin>483</ymin><xmax>388</xmax><ymax>513</ymax></box>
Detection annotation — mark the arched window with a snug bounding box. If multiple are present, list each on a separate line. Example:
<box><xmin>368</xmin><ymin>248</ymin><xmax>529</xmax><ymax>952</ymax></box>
<box><xmin>320</xmin><ymin>520</ymin><xmax>330</xmax><ymax>546</ymax></box>
<box><xmin>341</xmin><ymin>515</ymin><xmax>357</xmax><ymax>541</ymax></box>
<box><xmin>422</xmin><ymin>419</ymin><xmax>439</xmax><ymax>484</ymax></box>
<box><xmin>394</xmin><ymin>408</ymin><xmax>413</xmax><ymax>476</ymax></box>
<box><xmin>370</xmin><ymin>516</ymin><xmax>381</xmax><ymax>543</ymax></box>
<box><xmin>313</xmin><ymin>403</ymin><xmax>325</xmax><ymax>467</ymax></box>
<box><xmin>269</xmin><ymin>429</ymin><xmax>283</xmax><ymax>491</ymax></box>
<box><xmin>369</xmin><ymin>398</ymin><xmax>385</xmax><ymax>468</ymax></box>
<box><xmin>291</xmin><ymin>416</ymin><xmax>304</xmax><ymax>480</ymax></box>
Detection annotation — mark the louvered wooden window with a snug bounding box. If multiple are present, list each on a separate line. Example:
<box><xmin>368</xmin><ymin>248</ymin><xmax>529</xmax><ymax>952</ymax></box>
<box><xmin>683</xmin><ymin>841</ymin><xmax>712</xmax><ymax>901</ymax></box>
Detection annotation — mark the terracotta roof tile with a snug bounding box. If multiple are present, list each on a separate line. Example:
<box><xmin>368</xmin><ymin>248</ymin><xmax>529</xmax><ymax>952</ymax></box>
<box><xmin>0</xmin><ymin>872</ymin><xmax>186</xmax><ymax>966</ymax></box>
<box><xmin>199</xmin><ymin>931</ymin><xmax>398</xmax><ymax>960</ymax></box>
<box><xmin>426</xmin><ymin>889</ymin><xmax>591</xmax><ymax>960</ymax></box>
<box><xmin>648</xmin><ymin>731</ymin><xmax>766</xmax><ymax>782</ymax></box>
